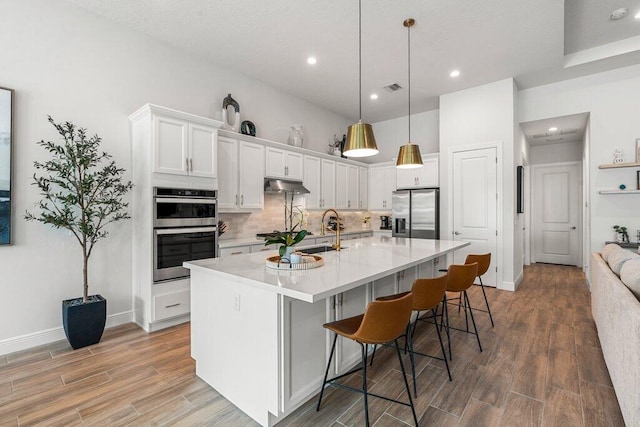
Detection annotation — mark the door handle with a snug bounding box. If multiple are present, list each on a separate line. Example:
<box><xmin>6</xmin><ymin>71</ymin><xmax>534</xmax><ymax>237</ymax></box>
<box><xmin>454</xmin><ymin>231</ymin><xmax>461</xmax><ymax>235</ymax></box>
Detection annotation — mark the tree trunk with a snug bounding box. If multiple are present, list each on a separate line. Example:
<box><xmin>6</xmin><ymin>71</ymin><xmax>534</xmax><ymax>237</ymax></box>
<box><xmin>83</xmin><ymin>252</ymin><xmax>89</xmax><ymax>303</ymax></box>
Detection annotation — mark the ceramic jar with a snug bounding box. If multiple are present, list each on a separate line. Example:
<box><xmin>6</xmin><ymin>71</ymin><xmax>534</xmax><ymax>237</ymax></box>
<box><xmin>287</xmin><ymin>125</ymin><xmax>303</xmax><ymax>147</ymax></box>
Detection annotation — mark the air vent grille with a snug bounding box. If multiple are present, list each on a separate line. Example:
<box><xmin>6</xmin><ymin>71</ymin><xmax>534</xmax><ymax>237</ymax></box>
<box><xmin>383</xmin><ymin>83</ymin><xmax>402</xmax><ymax>92</ymax></box>
<box><xmin>532</xmin><ymin>128</ymin><xmax>578</xmax><ymax>139</ymax></box>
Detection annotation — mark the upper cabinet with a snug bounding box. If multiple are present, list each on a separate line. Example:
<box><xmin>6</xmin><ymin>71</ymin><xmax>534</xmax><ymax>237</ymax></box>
<box><xmin>265</xmin><ymin>147</ymin><xmax>303</xmax><ymax>181</ymax></box>
<box><xmin>303</xmin><ymin>155</ymin><xmax>335</xmax><ymax>210</ymax></box>
<box><xmin>218</xmin><ymin>136</ymin><xmax>264</xmax><ymax>212</ymax></box>
<box><xmin>336</xmin><ymin>163</ymin><xmax>359</xmax><ymax>210</ymax></box>
<box><xmin>396</xmin><ymin>153</ymin><xmax>439</xmax><ymax>189</ymax></box>
<box><xmin>129</xmin><ymin>104</ymin><xmax>223</xmax><ymax>189</ymax></box>
<box><xmin>154</xmin><ymin>115</ymin><xmax>218</xmax><ymax>178</ymax></box>
<box><xmin>369</xmin><ymin>163</ymin><xmax>396</xmax><ymax>210</ymax></box>
<box><xmin>359</xmin><ymin>166</ymin><xmax>368</xmax><ymax>210</ymax></box>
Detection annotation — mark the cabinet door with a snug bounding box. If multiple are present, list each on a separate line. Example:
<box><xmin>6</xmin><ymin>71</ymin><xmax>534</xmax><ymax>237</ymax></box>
<box><xmin>239</xmin><ymin>141</ymin><xmax>264</xmax><ymax>209</ymax></box>
<box><xmin>285</xmin><ymin>151</ymin><xmax>304</xmax><ymax>181</ymax></box>
<box><xmin>303</xmin><ymin>155</ymin><xmax>321</xmax><ymax>209</ymax></box>
<box><xmin>335</xmin><ymin>163</ymin><xmax>348</xmax><ymax>209</ymax></box>
<box><xmin>346</xmin><ymin>165</ymin><xmax>359</xmax><ymax>209</ymax></box>
<box><xmin>265</xmin><ymin>147</ymin><xmax>286</xmax><ymax>179</ymax></box>
<box><xmin>282</xmin><ymin>296</ymin><xmax>327</xmax><ymax>412</ymax></box>
<box><xmin>368</xmin><ymin>166</ymin><xmax>384</xmax><ymax>210</ymax></box>
<box><xmin>396</xmin><ymin>167</ymin><xmax>416</xmax><ymax>190</ymax></box>
<box><xmin>372</xmin><ymin>275</ymin><xmax>397</xmax><ymax>300</ymax></box>
<box><xmin>189</xmin><ymin>123</ymin><xmax>217</xmax><ymax>178</ymax></box>
<box><xmin>321</xmin><ymin>159</ymin><xmax>336</xmax><ymax>208</ymax></box>
<box><xmin>335</xmin><ymin>286</ymin><xmax>369</xmax><ymax>374</ymax></box>
<box><xmin>383</xmin><ymin>166</ymin><xmax>397</xmax><ymax>209</ymax></box>
<box><xmin>154</xmin><ymin>115</ymin><xmax>188</xmax><ymax>175</ymax></box>
<box><xmin>219</xmin><ymin>246</ymin><xmax>251</xmax><ymax>257</ymax></box>
<box><xmin>417</xmin><ymin>155</ymin><xmax>439</xmax><ymax>187</ymax></box>
<box><xmin>217</xmin><ymin>137</ymin><xmax>239</xmax><ymax>211</ymax></box>
<box><xmin>398</xmin><ymin>267</ymin><xmax>417</xmax><ymax>293</ymax></box>
<box><xmin>359</xmin><ymin>167</ymin><xmax>368</xmax><ymax>210</ymax></box>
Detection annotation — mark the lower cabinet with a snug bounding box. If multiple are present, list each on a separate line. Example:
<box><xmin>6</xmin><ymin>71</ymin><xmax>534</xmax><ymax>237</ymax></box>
<box><xmin>154</xmin><ymin>290</ymin><xmax>190</xmax><ymax>321</ymax></box>
<box><xmin>333</xmin><ymin>285</ymin><xmax>369</xmax><ymax>374</ymax></box>
<box><xmin>219</xmin><ymin>246</ymin><xmax>251</xmax><ymax>257</ymax></box>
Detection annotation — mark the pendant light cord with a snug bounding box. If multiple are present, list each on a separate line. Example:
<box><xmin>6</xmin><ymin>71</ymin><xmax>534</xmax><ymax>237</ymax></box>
<box><xmin>407</xmin><ymin>21</ymin><xmax>411</xmax><ymax>143</ymax></box>
<box><xmin>358</xmin><ymin>0</ymin><xmax>362</xmax><ymax>121</ymax></box>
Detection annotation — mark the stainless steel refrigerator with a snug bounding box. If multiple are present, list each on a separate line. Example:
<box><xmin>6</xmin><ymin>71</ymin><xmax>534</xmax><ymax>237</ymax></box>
<box><xmin>392</xmin><ymin>188</ymin><xmax>439</xmax><ymax>239</ymax></box>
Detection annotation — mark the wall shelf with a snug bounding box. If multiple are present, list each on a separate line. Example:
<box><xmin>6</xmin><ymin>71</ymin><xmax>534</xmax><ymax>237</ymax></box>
<box><xmin>598</xmin><ymin>189</ymin><xmax>640</xmax><ymax>194</ymax></box>
<box><xmin>599</xmin><ymin>162</ymin><xmax>640</xmax><ymax>169</ymax></box>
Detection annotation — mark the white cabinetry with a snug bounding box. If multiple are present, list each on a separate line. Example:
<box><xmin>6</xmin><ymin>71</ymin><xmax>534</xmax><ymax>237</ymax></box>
<box><xmin>359</xmin><ymin>166</ymin><xmax>368</xmax><ymax>209</ymax></box>
<box><xmin>368</xmin><ymin>163</ymin><xmax>396</xmax><ymax>210</ymax></box>
<box><xmin>218</xmin><ymin>136</ymin><xmax>264</xmax><ymax>212</ymax></box>
<box><xmin>129</xmin><ymin>104</ymin><xmax>223</xmax><ymax>332</ymax></box>
<box><xmin>153</xmin><ymin>114</ymin><xmax>218</xmax><ymax>178</ymax></box>
<box><xmin>265</xmin><ymin>147</ymin><xmax>303</xmax><ymax>181</ymax></box>
<box><xmin>303</xmin><ymin>155</ymin><xmax>335</xmax><ymax>209</ymax></box>
<box><xmin>332</xmin><ymin>286</ymin><xmax>369</xmax><ymax>374</ymax></box>
<box><xmin>396</xmin><ymin>153</ymin><xmax>439</xmax><ymax>189</ymax></box>
<box><xmin>336</xmin><ymin>163</ymin><xmax>359</xmax><ymax>210</ymax></box>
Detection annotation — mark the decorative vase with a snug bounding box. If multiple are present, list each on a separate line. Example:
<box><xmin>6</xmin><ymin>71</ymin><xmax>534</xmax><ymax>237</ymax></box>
<box><xmin>222</xmin><ymin>93</ymin><xmax>240</xmax><ymax>132</ymax></box>
<box><xmin>287</xmin><ymin>125</ymin><xmax>303</xmax><ymax>147</ymax></box>
<box><xmin>281</xmin><ymin>246</ymin><xmax>295</xmax><ymax>261</ymax></box>
<box><xmin>62</xmin><ymin>294</ymin><xmax>107</xmax><ymax>349</ymax></box>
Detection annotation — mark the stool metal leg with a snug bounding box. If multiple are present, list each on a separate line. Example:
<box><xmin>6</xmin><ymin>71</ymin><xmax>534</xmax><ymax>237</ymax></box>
<box><xmin>361</xmin><ymin>343</ymin><xmax>370</xmax><ymax>427</ymax></box>
<box><xmin>431</xmin><ymin>308</ymin><xmax>452</xmax><ymax>381</ymax></box>
<box><xmin>464</xmin><ymin>291</ymin><xmax>483</xmax><ymax>352</ymax></box>
<box><xmin>408</xmin><ymin>311</ymin><xmax>419</xmax><ymax>397</ymax></box>
<box><xmin>394</xmin><ymin>338</ymin><xmax>419</xmax><ymax>427</ymax></box>
<box><xmin>479</xmin><ymin>276</ymin><xmax>495</xmax><ymax>327</ymax></box>
<box><xmin>316</xmin><ymin>333</ymin><xmax>338</xmax><ymax>411</ymax></box>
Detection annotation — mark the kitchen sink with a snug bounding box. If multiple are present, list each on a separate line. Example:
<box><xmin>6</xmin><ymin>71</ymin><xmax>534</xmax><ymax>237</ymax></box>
<box><xmin>299</xmin><ymin>245</ymin><xmax>346</xmax><ymax>254</ymax></box>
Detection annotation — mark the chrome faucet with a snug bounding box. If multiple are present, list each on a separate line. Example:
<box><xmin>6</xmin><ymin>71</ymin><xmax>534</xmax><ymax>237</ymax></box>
<box><xmin>321</xmin><ymin>209</ymin><xmax>341</xmax><ymax>251</ymax></box>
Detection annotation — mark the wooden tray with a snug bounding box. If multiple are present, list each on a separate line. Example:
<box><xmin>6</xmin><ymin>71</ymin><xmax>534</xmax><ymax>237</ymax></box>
<box><xmin>266</xmin><ymin>255</ymin><xmax>324</xmax><ymax>270</ymax></box>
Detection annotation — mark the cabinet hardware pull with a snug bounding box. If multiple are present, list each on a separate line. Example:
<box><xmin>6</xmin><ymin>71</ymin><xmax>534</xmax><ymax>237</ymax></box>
<box><xmin>338</xmin><ymin>294</ymin><xmax>343</xmax><ymax>306</ymax></box>
<box><xmin>241</xmin><ymin>195</ymin><xmax>244</xmax><ymax>205</ymax></box>
<box><xmin>186</xmin><ymin>158</ymin><xmax>189</xmax><ymax>171</ymax></box>
<box><xmin>231</xmin><ymin>251</ymin><xmax>242</xmax><ymax>255</ymax></box>
<box><xmin>165</xmin><ymin>303</ymin><xmax>181</xmax><ymax>308</ymax></box>
<box><xmin>189</xmin><ymin>158</ymin><xmax>193</xmax><ymax>172</ymax></box>
<box><xmin>235</xmin><ymin>194</ymin><xmax>238</xmax><ymax>205</ymax></box>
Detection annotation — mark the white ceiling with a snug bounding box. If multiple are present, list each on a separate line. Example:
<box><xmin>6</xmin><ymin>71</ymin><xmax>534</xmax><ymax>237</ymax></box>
<box><xmin>520</xmin><ymin>113</ymin><xmax>589</xmax><ymax>147</ymax></box>
<box><xmin>66</xmin><ymin>0</ymin><xmax>640</xmax><ymax>123</ymax></box>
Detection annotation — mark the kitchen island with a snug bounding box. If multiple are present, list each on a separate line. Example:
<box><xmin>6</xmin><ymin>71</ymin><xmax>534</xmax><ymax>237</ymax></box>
<box><xmin>185</xmin><ymin>236</ymin><xmax>469</xmax><ymax>426</ymax></box>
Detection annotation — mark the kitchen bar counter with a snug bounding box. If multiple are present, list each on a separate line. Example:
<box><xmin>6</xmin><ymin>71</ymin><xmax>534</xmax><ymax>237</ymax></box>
<box><xmin>185</xmin><ymin>237</ymin><xmax>468</xmax><ymax>426</ymax></box>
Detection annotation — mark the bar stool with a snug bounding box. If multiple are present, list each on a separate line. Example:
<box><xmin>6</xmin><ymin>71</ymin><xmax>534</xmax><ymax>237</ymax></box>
<box><xmin>316</xmin><ymin>293</ymin><xmax>418</xmax><ymax>427</ymax></box>
<box><xmin>440</xmin><ymin>263</ymin><xmax>482</xmax><ymax>360</ymax></box>
<box><xmin>465</xmin><ymin>253</ymin><xmax>494</xmax><ymax>327</ymax></box>
<box><xmin>374</xmin><ymin>275</ymin><xmax>452</xmax><ymax>397</ymax></box>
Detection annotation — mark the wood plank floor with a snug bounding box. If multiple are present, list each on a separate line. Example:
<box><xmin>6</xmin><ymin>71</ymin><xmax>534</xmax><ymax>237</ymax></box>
<box><xmin>0</xmin><ymin>264</ymin><xmax>625</xmax><ymax>426</ymax></box>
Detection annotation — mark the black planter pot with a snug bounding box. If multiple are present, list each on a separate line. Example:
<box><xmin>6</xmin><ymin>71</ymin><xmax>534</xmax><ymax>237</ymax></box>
<box><xmin>62</xmin><ymin>294</ymin><xmax>107</xmax><ymax>349</ymax></box>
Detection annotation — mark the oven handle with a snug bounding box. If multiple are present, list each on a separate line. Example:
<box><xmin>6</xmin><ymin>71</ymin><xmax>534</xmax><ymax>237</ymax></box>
<box><xmin>154</xmin><ymin>197</ymin><xmax>217</xmax><ymax>204</ymax></box>
<box><xmin>155</xmin><ymin>226</ymin><xmax>217</xmax><ymax>235</ymax></box>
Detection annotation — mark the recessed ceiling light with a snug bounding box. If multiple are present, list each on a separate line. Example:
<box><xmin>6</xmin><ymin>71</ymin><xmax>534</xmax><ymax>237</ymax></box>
<box><xmin>370</xmin><ymin>93</ymin><xmax>378</xmax><ymax>100</ymax></box>
<box><xmin>450</xmin><ymin>70</ymin><xmax>460</xmax><ymax>78</ymax></box>
<box><xmin>548</xmin><ymin>127</ymin><xmax>558</xmax><ymax>132</ymax></box>
<box><xmin>635</xmin><ymin>11</ymin><xmax>640</xmax><ymax>19</ymax></box>
<box><xmin>307</xmin><ymin>57</ymin><xmax>317</xmax><ymax>65</ymax></box>
<box><xmin>610</xmin><ymin>8</ymin><xmax>628</xmax><ymax>20</ymax></box>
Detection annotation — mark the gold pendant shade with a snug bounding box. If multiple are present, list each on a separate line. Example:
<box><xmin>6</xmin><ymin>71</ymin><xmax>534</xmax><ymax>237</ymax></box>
<box><xmin>344</xmin><ymin>121</ymin><xmax>378</xmax><ymax>158</ymax></box>
<box><xmin>396</xmin><ymin>142</ymin><xmax>423</xmax><ymax>169</ymax></box>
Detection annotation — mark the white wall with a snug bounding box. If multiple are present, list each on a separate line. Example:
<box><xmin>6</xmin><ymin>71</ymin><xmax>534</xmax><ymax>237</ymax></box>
<box><xmin>371</xmin><ymin>110</ymin><xmax>439</xmax><ymax>162</ymax></box>
<box><xmin>520</xmin><ymin>64</ymin><xmax>640</xmax><ymax>264</ymax></box>
<box><xmin>530</xmin><ymin>141</ymin><xmax>583</xmax><ymax>164</ymax></box>
<box><xmin>513</xmin><ymin>81</ymin><xmax>525</xmax><ymax>287</ymax></box>
<box><xmin>440</xmin><ymin>78</ymin><xmax>516</xmax><ymax>289</ymax></box>
<box><xmin>0</xmin><ymin>0</ymin><xmax>352</xmax><ymax>350</ymax></box>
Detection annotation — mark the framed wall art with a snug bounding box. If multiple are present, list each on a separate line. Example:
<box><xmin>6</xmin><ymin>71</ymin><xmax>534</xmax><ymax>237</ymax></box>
<box><xmin>0</xmin><ymin>86</ymin><xmax>14</xmax><ymax>245</ymax></box>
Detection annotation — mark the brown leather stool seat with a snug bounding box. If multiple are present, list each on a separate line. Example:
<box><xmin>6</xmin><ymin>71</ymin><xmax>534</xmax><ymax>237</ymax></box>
<box><xmin>440</xmin><ymin>263</ymin><xmax>482</xmax><ymax>360</ymax></box>
<box><xmin>316</xmin><ymin>292</ymin><xmax>418</xmax><ymax>427</ymax></box>
<box><xmin>373</xmin><ymin>274</ymin><xmax>452</xmax><ymax>397</ymax></box>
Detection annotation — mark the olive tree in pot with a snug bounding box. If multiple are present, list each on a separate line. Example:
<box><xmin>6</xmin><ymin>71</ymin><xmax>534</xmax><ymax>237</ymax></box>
<box><xmin>25</xmin><ymin>116</ymin><xmax>133</xmax><ymax>349</ymax></box>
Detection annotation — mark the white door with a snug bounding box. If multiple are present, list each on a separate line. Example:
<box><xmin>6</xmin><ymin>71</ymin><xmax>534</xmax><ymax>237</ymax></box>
<box><xmin>265</xmin><ymin>147</ymin><xmax>286</xmax><ymax>179</ymax></box>
<box><xmin>303</xmin><ymin>155</ymin><xmax>321</xmax><ymax>209</ymax></box>
<box><xmin>359</xmin><ymin>167</ymin><xmax>368</xmax><ymax>209</ymax></box>
<box><xmin>346</xmin><ymin>165</ymin><xmax>358</xmax><ymax>209</ymax></box>
<box><xmin>335</xmin><ymin>163</ymin><xmax>348</xmax><ymax>209</ymax></box>
<box><xmin>238</xmin><ymin>141</ymin><xmax>264</xmax><ymax>209</ymax></box>
<box><xmin>321</xmin><ymin>159</ymin><xmax>336</xmax><ymax>208</ymax></box>
<box><xmin>532</xmin><ymin>163</ymin><xmax>580</xmax><ymax>266</ymax></box>
<box><xmin>285</xmin><ymin>151</ymin><xmax>304</xmax><ymax>181</ymax></box>
<box><xmin>217</xmin><ymin>137</ymin><xmax>238</xmax><ymax>210</ymax></box>
<box><xmin>154</xmin><ymin>115</ymin><xmax>188</xmax><ymax>175</ymax></box>
<box><xmin>452</xmin><ymin>147</ymin><xmax>498</xmax><ymax>287</ymax></box>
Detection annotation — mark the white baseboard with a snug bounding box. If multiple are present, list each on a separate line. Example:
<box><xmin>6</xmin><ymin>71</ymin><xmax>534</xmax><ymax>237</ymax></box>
<box><xmin>500</xmin><ymin>281</ymin><xmax>516</xmax><ymax>291</ymax></box>
<box><xmin>0</xmin><ymin>310</ymin><xmax>134</xmax><ymax>357</ymax></box>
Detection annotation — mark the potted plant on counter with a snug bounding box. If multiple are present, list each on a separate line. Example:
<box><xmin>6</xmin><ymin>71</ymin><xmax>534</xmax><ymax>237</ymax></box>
<box><xmin>613</xmin><ymin>225</ymin><xmax>629</xmax><ymax>243</ymax></box>
<box><xmin>25</xmin><ymin>116</ymin><xmax>133</xmax><ymax>349</ymax></box>
<box><xmin>264</xmin><ymin>193</ymin><xmax>307</xmax><ymax>260</ymax></box>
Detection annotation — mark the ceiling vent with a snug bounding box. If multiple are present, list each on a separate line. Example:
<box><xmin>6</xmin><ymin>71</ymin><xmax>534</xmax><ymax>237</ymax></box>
<box><xmin>532</xmin><ymin>128</ymin><xmax>578</xmax><ymax>139</ymax></box>
<box><xmin>545</xmin><ymin>137</ymin><xmax>564</xmax><ymax>143</ymax></box>
<box><xmin>383</xmin><ymin>83</ymin><xmax>403</xmax><ymax>92</ymax></box>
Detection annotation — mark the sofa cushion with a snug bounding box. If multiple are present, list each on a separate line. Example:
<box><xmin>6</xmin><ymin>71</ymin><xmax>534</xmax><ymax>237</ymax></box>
<box><xmin>607</xmin><ymin>247</ymin><xmax>639</xmax><ymax>276</ymax></box>
<box><xmin>601</xmin><ymin>243</ymin><xmax>620</xmax><ymax>262</ymax></box>
<box><xmin>620</xmin><ymin>259</ymin><xmax>640</xmax><ymax>300</ymax></box>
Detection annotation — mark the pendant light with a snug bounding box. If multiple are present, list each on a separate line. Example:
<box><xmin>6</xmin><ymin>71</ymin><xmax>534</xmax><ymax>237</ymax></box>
<box><xmin>396</xmin><ymin>18</ymin><xmax>423</xmax><ymax>169</ymax></box>
<box><xmin>343</xmin><ymin>0</ymin><xmax>379</xmax><ymax>158</ymax></box>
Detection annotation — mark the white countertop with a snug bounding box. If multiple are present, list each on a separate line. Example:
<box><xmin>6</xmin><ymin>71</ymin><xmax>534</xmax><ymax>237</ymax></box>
<box><xmin>186</xmin><ymin>237</ymin><xmax>469</xmax><ymax>303</ymax></box>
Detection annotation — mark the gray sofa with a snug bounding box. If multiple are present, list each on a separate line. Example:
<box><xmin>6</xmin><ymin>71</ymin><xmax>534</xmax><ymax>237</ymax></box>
<box><xmin>590</xmin><ymin>244</ymin><xmax>640</xmax><ymax>427</ymax></box>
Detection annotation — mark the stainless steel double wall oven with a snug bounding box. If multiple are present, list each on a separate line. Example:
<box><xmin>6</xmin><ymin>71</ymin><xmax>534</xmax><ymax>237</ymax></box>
<box><xmin>153</xmin><ymin>187</ymin><xmax>218</xmax><ymax>282</ymax></box>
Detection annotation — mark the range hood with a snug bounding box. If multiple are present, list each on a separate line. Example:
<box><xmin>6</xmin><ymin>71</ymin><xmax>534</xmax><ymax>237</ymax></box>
<box><xmin>264</xmin><ymin>178</ymin><xmax>310</xmax><ymax>194</ymax></box>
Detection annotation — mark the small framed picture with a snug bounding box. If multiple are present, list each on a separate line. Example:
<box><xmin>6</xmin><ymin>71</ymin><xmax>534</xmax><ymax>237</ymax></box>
<box><xmin>636</xmin><ymin>138</ymin><xmax>640</xmax><ymax>163</ymax></box>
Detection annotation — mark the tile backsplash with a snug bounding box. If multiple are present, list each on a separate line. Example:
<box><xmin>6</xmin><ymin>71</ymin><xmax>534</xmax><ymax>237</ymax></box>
<box><xmin>219</xmin><ymin>193</ymin><xmax>372</xmax><ymax>240</ymax></box>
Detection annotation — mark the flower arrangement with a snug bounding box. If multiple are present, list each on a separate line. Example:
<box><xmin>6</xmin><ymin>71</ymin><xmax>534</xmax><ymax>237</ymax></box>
<box><xmin>264</xmin><ymin>193</ymin><xmax>307</xmax><ymax>258</ymax></box>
